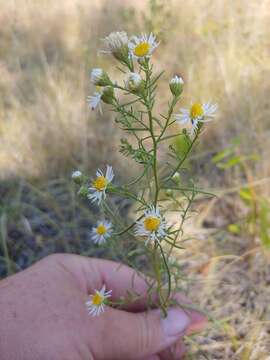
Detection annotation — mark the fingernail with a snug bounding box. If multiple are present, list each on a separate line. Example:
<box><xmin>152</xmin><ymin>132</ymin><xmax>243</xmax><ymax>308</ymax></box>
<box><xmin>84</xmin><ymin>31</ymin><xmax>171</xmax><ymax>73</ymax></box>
<box><xmin>161</xmin><ymin>307</ymin><xmax>191</xmax><ymax>339</ymax></box>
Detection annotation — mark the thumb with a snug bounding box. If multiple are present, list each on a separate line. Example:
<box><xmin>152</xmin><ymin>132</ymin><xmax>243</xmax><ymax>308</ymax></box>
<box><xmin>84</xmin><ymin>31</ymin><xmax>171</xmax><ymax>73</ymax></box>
<box><xmin>92</xmin><ymin>306</ymin><xmax>191</xmax><ymax>359</ymax></box>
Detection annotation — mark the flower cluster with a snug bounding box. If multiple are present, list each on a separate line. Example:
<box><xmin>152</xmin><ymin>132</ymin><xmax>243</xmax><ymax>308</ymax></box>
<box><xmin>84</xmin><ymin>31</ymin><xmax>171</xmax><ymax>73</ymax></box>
<box><xmin>73</xmin><ymin>30</ymin><xmax>218</xmax><ymax>317</ymax></box>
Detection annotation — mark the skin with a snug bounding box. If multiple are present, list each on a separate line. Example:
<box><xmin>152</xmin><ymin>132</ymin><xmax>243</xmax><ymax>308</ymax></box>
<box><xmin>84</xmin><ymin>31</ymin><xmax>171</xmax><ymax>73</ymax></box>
<box><xmin>0</xmin><ymin>254</ymin><xmax>207</xmax><ymax>359</ymax></box>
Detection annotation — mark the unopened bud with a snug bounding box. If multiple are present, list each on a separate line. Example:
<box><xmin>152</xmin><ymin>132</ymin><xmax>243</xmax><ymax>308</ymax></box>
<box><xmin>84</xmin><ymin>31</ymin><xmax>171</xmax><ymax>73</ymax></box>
<box><xmin>169</xmin><ymin>75</ymin><xmax>184</xmax><ymax>97</ymax></box>
<box><xmin>78</xmin><ymin>185</ymin><xmax>89</xmax><ymax>197</ymax></box>
<box><xmin>72</xmin><ymin>170</ymin><xmax>83</xmax><ymax>185</ymax></box>
<box><xmin>165</xmin><ymin>189</ymin><xmax>173</xmax><ymax>197</ymax></box>
<box><xmin>125</xmin><ymin>72</ymin><xmax>144</xmax><ymax>93</ymax></box>
<box><xmin>101</xmin><ymin>86</ymin><xmax>115</xmax><ymax>105</ymax></box>
<box><xmin>172</xmin><ymin>172</ymin><xmax>181</xmax><ymax>183</ymax></box>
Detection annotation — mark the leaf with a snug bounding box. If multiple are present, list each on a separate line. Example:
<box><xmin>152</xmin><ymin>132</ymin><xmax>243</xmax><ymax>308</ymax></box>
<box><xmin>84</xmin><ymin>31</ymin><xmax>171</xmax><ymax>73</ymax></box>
<box><xmin>173</xmin><ymin>134</ymin><xmax>192</xmax><ymax>162</ymax></box>
<box><xmin>259</xmin><ymin>199</ymin><xmax>270</xmax><ymax>249</ymax></box>
<box><xmin>217</xmin><ymin>155</ymin><xmax>242</xmax><ymax>169</ymax></box>
<box><xmin>212</xmin><ymin>147</ymin><xmax>234</xmax><ymax>163</ymax></box>
<box><xmin>239</xmin><ymin>187</ymin><xmax>253</xmax><ymax>203</ymax></box>
<box><xmin>227</xmin><ymin>223</ymin><xmax>241</xmax><ymax>235</ymax></box>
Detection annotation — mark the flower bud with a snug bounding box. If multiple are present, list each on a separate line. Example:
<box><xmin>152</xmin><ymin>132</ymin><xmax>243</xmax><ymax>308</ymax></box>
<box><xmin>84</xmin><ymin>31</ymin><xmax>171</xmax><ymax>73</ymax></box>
<box><xmin>78</xmin><ymin>185</ymin><xmax>89</xmax><ymax>197</ymax></box>
<box><xmin>169</xmin><ymin>75</ymin><xmax>184</xmax><ymax>97</ymax></box>
<box><xmin>72</xmin><ymin>170</ymin><xmax>83</xmax><ymax>185</ymax></box>
<box><xmin>165</xmin><ymin>189</ymin><xmax>173</xmax><ymax>197</ymax></box>
<box><xmin>90</xmin><ymin>68</ymin><xmax>111</xmax><ymax>87</ymax></box>
<box><xmin>172</xmin><ymin>172</ymin><xmax>181</xmax><ymax>183</ymax></box>
<box><xmin>125</xmin><ymin>72</ymin><xmax>144</xmax><ymax>93</ymax></box>
<box><xmin>101</xmin><ymin>86</ymin><xmax>115</xmax><ymax>105</ymax></box>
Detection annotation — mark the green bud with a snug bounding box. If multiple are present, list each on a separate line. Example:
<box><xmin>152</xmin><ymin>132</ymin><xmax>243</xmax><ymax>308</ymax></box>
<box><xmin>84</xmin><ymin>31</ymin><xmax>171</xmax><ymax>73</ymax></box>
<box><xmin>101</xmin><ymin>86</ymin><xmax>115</xmax><ymax>105</ymax></box>
<box><xmin>72</xmin><ymin>170</ymin><xmax>83</xmax><ymax>185</ymax></box>
<box><xmin>172</xmin><ymin>172</ymin><xmax>181</xmax><ymax>183</ymax></box>
<box><xmin>169</xmin><ymin>75</ymin><xmax>184</xmax><ymax>97</ymax></box>
<box><xmin>165</xmin><ymin>189</ymin><xmax>173</xmax><ymax>197</ymax></box>
<box><xmin>125</xmin><ymin>72</ymin><xmax>144</xmax><ymax>93</ymax></box>
<box><xmin>78</xmin><ymin>185</ymin><xmax>89</xmax><ymax>197</ymax></box>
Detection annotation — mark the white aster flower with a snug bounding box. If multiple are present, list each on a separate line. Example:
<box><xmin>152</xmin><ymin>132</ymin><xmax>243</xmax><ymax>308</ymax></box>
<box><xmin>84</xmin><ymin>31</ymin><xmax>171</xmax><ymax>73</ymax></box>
<box><xmin>128</xmin><ymin>33</ymin><xmax>159</xmax><ymax>60</ymax></box>
<box><xmin>91</xmin><ymin>220</ymin><xmax>113</xmax><ymax>245</ymax></box>
<box><xmin>103</xmin><ymin>31</ymin><xmax>129</xmax><ymax>62</ymax></box>
<box><xmin>90</xmin><ymin>68</ymin><xmax>103</xmax><ymax>84</ymax></box>
<box><xmin>87</xmin><ymin>91</ymin><xmax>102</xmax><ymax>110</ymax></box>
<box><xmin>175</xmin><ymin>102</ymin><xmax>218</xmax><ymax>135</ymax></box>
<box><xmin>88</xmin><ymin>165</ymin><xmax>114</xmax><ymax>204</ymax></box>
<box><xmin>125</xmin><ymin>72</ymin><xmax>143</xmax><ymax>92</ymax></box>
<box><xmin>86</xmin><ymin>285</ymin><xmax>112</xmax><ymax>316</ymax></box>
<box><xmin>90</xmin><ymin>68</ymin><xmax>111</xmax><ymax>86</ymax></box>
<box><xmin>135</xmin><ymin>206</ymin><xmax>167</xmax><ymax>244</ymax></box>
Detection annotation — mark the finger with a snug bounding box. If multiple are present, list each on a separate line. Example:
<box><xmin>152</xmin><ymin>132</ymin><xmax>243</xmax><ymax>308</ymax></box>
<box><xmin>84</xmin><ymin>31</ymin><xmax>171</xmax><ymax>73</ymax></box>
<box><xmin>68</xmin><ymin>255</ymin><xmax>156</xmax><ymax>310</ymax></box>
<box><xmin>87</xmin><ymin>305</ymin><xmax>191</xmax><ymax>359</ymax></box>
<box><xmin>159</xmin><ymin>339</ymin><xmax>186</xmax><ymax>359</ymax></box>
<box><xmin>173</xmin><ymin>293</ymin><xmax>208</xmax><ymax>335</ymax></box>
<box><xmin>65</xmin><ymin>255</ymin><xmax>209</xmax><ymax>323</ymax></box>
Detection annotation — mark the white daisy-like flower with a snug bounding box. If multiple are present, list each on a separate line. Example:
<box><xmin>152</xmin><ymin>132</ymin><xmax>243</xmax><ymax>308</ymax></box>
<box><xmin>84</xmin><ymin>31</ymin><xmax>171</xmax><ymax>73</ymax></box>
<box><xmin>125</xmin><ymin>72</ymin><xmax>143</xmax><ymax>92</ymax></box>
<box><xmin>90</xmin><ymin>68</ymin><xmax>111</xmax><ymax>87</ymax></box>
<box><xmin>135</xmin><ymin>206</ymin><xmax>167</xmax><ymax>244</ymax></box>
<box><xmin>128</xmin><ymin>33</ymin><xmax>159</xmax><ymax>60</ymax></box>
<box><xmin>91</xmin><ymin>220</ymin><xmax>113</xmax><ymax>245</ymax></box>
<box><xmin>86</xmin><ymin>285</ymin><xmax>112</xmax><ymax>316</ymax></box>
<box><xmin>175</xmin><ymin>102</ymin><xmax>218</xmax><ymax>135</ymax></box>
<box><xmin>103</xmin><ymin>31</ymin><xmax>129</xmax><ymax>62</ymax></box>
<box><xmin>87</xmin><ymin>91</ymin><xmax>102</xmax><ymax>110</ymax></box>
<box><xmin>90</xmin><ymin>68</ymin><xmax>103</xmax><ymax>84</ymax></box>
<box><xmin>88</xmin><ymin>165</ymin><xmax>114</xmax><ymax>204</ymax></box>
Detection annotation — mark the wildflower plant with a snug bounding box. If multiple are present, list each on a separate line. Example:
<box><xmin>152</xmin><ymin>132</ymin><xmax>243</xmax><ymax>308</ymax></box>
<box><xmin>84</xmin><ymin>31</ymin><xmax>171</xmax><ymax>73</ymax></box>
<box><xmin>73</xmin><ymin>31</ymin><xmax>217</xmax><ymax>317</ymax></box>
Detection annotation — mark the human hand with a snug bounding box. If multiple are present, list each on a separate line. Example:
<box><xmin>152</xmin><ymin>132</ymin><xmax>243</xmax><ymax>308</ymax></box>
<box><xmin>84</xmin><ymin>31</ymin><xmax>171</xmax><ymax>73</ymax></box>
<box><xmin>0</xmin><ymin>254</ymin><xmax>207</xmax><ymax>359</ymax></box>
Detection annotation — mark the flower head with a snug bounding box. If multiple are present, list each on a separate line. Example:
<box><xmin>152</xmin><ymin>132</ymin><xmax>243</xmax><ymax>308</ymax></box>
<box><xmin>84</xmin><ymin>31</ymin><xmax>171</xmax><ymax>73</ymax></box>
<box><xmin>87</xmin><ymin>86</ymin><xmax>115</xmax><ymax>111</ymax></box>
<box><xmin>90</xmin><ymin>68</ymin><xmax>111</xmax><ymax>87</ymax></box>
<box><xmin>125</xmin><ymin>72</ymin><xmax>143</xmax><ymax>92</ymax></box>
<box><xmin>128</xmin><ymin>33</ymin><xmax>159</xmax><ymax>60</ymax></box>
<box><xmin>88</xmin><ymin>165</ymin><xmax>114</xmax><ymax>204</ymax></box>
<box><xmin>135</xmin><ymin>206</ymin><xmax>167</xmax><ymax>244</ymax></box>
<box><xmin>103</xmin><ymin>31</ymin><xmax>129</xmax><ymax>62</ymax></box>
<box><xmin>175</xmin><ymin>101</ymin><xmax>217</xmax><ymax>135</ymax></box>
<box><xmin>101</xmin><ymin>86</ymin><xmax>115</xmax><ymax>105</ymax></box>
<box><xmin>87</xmin><ymin>91</ymin><xmax>102</xmax><ymax>110</ymax></box>
<box><xmin>72</xmin><ymin>170</ymin><xmax>83</xmax><ymax>184</ymax></box>
<box><xmin>86</xmin><ymin>285</ymin><xmax>112</xmax><ymax>316</ymax></box>
<box><xmin>169</xmin><ymin>75</ymin><xmax>184</xmax><ymax>97</ymax></box>
<box><xmin>91</xmin><ymin>220</ymin><xmax>113</xmax><ymax>245</ymax></box>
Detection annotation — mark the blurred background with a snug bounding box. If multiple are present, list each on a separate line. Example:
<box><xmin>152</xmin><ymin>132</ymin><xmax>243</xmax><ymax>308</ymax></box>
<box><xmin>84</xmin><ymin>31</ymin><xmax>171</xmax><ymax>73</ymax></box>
<box><xmin>0</xmin><ymin>0</ymin><xmax>270</xmax><ymax>358</ymax></box>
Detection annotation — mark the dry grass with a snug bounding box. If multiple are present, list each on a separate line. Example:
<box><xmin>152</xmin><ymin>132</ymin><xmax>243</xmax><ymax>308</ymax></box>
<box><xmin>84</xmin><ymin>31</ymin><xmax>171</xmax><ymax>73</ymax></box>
<box><xmin>0</xmin><ymin>0</ymin><xmax>270</xmax><ymax>358</ymax></box>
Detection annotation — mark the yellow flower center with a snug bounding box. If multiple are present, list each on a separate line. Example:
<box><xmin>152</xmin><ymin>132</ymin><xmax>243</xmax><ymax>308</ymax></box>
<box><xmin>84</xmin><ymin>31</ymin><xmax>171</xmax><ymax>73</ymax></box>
<box><xmin>134</xmin><ymin>42</ymin><xmax>150</xmax><ymax>57</ymax></box>
<box><xmin>92</xmin><ymin>176</ymin><xmax>107</xmax><ymax>191</ymax></box>
<box><xmin>190</xmin><ymin>103</ymin><xmax>204</xmax><ymax>119</ymax></box>
<box><xmin>96</xmin><ymin>224</ymin><xmax>107</xmax><ymax>235</ymax></box>
<box><xmin>92</xmin><ymin>293</ymin><xmax>104</xmax><ymax>306</ymax></box>
<box><xmin>144</xmin><ymin>217</ymin><xmax>161</xmax><ymax>232</ymax></box>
